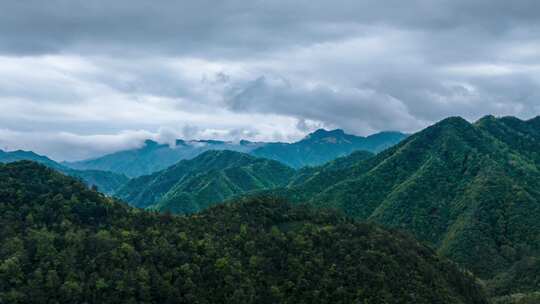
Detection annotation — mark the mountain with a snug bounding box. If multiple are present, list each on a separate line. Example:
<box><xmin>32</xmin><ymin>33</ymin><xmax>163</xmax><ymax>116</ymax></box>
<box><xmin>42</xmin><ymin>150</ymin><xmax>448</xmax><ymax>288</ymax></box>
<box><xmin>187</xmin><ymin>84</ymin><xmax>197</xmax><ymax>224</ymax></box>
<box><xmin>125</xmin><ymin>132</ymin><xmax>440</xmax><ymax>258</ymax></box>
<box><xmin>0</xmin><ymin>149</ymin><xmax>128</xmax><ymax>194</ymax></box>
<box><xmin>67</xmin><ymin>169</ymin><xmax>130</xmax><ymax>195</ymax></box>
<box><xmin>0</xmin><ymin>149</ymin><xmax>64</xmax><ymax>170</ymax></box>
<box><xmin>64</xmin><ymin>139</ymin><xmax>264</xmax><ymax>178</ymax></box>
<box><xmin>116</xmin><ymin>150</ymin><xmax>295</xmax><ymax>214</ymax></box>
<box><xmin>64</xmin><ymin>130</ymin><xmax>406</xmax><ymax>177</ymax></box>
<box><xmin>0</xmin><ymin>161</ymin><xmax>488</xmax><ymax>303</ymax></box>
<box><xmin>280</xmin><ymin>115</ymin><xmax>540</xmax><ymax>297</ymax></box>
<box><xmin>252</xmin><ymin>129</ymin><xmax>406</xmax><ymax>168</ymax></box>
<box><xmin>287</xmin><ymin>150</ymin><xmax>374</xmax><ymax>188</ymax></box>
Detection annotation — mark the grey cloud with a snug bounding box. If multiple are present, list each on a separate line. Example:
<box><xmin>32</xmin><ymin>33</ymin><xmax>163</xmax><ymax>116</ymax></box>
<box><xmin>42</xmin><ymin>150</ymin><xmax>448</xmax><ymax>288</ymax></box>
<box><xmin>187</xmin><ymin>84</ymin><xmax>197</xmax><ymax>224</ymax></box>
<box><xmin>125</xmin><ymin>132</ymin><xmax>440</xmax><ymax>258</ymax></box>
<box><xmin>0</xmin><ymin>129</ymin><xmax>153</xmax><ymax>161</ymax></box>
<box><xmin>2</xmin><ymin>0</ymin><xmax>539</xmax><ymax>57</ymax></box>
<box><xmin>226</xmin><ymin>76</ymin><xmax>426</xmax><ymax>134</ymax></box>
<box><xmin>0</xmin><ymin>0</ymin><xmax>540</xmax><ymax>160</ymax></box>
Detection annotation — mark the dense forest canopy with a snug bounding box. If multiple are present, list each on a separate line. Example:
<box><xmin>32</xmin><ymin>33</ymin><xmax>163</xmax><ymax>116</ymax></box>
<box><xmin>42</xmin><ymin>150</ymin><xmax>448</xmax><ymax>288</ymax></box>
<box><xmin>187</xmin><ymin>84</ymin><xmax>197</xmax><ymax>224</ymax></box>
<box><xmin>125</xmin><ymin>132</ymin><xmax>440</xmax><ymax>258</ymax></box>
<box><xmin>275</xmin><ymin>115</ymin><xmax>540</xmax><ymax>298</ymax></box>
<box><xmin>1</xmin><ymin>115</ymin><xmax>539</xmax><ymax>302</ymax></box>
<box><xmin>0</xmin><ymin>161</ymin><xmax>488</xmax><ymax>304</ymax></box>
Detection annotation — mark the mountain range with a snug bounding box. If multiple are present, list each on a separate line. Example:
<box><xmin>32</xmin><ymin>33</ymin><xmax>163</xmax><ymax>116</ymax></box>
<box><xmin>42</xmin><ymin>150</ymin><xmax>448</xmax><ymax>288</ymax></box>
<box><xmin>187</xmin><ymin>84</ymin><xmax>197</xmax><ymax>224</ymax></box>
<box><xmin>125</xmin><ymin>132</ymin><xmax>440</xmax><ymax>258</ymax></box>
<box><xmin>64</xmin><ymin>139</ymin><xmax>264</xmax><ymax>178</ymax></box>
<box><xmin>113</xmin><ymin>116</ymin><xmax>540</xmax><ymax>301</ymax></box>
<box><xmin>252</xmin><ymin>129</ymin><xmax>405</xmax><ymax>168</ymax></box>
<box><xmin>0</xmin><ymin>161</ymin><xmax>488</xmax><ymax>303</ymax></box>
<box><xmin>0</xmin><ymin>149</ymin><xmax>128</xmax><ymax>194</ymax></box>
<box><xmin>63</xmin><ymin>129</ymin><xmax>406</xmax><ymax>177</ymax></box>
<box><xmin>116</xmin><ymin>150</ymin><xmax>295</xmax><ymax>213</ymax></box>
<box><xmin>274</xmin><ymin>115</ymin><xmax>540</xmax><ymax>299</ymax></box>
<box><xmin>1</xmin><ymin>115</ymin><xmax>539</xmax><ymax>302</ymax></box>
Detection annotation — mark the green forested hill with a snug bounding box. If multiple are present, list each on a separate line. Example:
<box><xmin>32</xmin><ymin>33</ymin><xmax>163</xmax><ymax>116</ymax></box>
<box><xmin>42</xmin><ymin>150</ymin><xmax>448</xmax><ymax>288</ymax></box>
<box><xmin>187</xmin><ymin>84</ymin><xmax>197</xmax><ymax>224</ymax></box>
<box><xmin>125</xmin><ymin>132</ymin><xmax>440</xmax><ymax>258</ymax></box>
<box><xmin>281</xmin><ymin>115</ymin><xmax>540</xmax><ymax>297</ymax></box>
<box><xmin>0</xmin><ymin>149</ymin><xmax>128</xmax><ymax>195</ymax></box>
<box><xmin>116</xmin><ymin>150</ymin><xmax>295</xmax><ymax>213</ymax></box>
<box><xmin>0</xmin><ymin>161</ymin><xmax>488</xmax><ymax>304</ymax></box>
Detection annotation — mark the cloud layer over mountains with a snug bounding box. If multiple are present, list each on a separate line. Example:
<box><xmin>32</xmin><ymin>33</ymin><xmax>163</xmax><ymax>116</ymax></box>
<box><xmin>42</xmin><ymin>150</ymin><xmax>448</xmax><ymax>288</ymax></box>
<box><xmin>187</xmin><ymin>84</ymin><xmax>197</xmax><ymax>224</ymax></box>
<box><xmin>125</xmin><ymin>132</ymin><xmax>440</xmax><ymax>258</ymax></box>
<box><xmin>1</xmin><ymin>0</ymin><xmax>539</xmax><ymax>160</ymax></box>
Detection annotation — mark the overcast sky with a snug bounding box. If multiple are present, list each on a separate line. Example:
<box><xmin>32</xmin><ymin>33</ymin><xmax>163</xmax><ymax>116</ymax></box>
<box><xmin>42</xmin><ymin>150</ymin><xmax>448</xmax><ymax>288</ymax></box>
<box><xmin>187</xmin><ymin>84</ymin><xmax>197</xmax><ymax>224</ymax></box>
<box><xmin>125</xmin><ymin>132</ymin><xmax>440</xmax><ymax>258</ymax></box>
<box><xmin>1</xmin><ymin>0</ymin><xmax>539</xmax><ymax>161</ymax></box>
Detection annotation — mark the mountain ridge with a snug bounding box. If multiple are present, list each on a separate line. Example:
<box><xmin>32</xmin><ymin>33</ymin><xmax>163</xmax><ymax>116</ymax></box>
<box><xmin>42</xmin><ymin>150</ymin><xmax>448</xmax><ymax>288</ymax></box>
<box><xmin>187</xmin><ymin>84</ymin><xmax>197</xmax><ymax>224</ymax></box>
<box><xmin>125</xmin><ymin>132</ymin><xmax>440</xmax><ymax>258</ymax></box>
<box><xmin>251</xmin><ymin>129</ymin><xmax>406</xmax><ymax>168</ymax></box>
<box><xmin>116</xmin><ymin>150</ymin><xmax>296</xmax><ymax>213</ymax></box>
<box><xmin>0</xmin><ymin>149</ymin><xmax>128</xmax><ymax>194</ymax></box>
<box><xmin>64</xmin><ymin>129</ymin><xmax>406</xmax><ymax>176</ymax></box>
<box><xmin>273</xmin><ymin>115</ymin><xmax>540</xmax><ymax>297</ymax></box>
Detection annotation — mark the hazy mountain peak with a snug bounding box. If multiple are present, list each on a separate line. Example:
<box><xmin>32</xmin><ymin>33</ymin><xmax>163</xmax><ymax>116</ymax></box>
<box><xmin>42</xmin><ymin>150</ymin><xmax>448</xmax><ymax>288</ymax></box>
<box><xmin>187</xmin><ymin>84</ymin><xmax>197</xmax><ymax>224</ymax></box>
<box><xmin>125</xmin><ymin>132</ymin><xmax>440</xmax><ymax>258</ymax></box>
<box><xmin>143</xmin><ymin>139</ymin><xmax>160</xmax><ymax>147</ymax></box>
<box><xmin>67</xmin><ymin>128</ymin><xmax>406</xmax><ymax>175</ymax></box>
<box><xmin>252</xmin><ymin>128</ymin><xmax>406</xmax><ymax>168</ymax></box>
<box><xmin>306</xmin><ymin>128</ymin><xmax>347</xmax><ymax>139</ymax></box>
<box><xmin>175</xmin><ymin>139</ymin><xmax>187</xmax><ymax>146</ymax></box>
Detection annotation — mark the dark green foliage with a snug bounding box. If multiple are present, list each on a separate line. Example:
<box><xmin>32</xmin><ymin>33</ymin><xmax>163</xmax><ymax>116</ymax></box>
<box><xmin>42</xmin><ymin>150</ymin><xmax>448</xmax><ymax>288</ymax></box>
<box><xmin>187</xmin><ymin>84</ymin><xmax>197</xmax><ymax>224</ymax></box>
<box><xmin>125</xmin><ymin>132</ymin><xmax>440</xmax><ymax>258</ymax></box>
<box><xmin>0</xmin><ymin>149</ymin><xmax>128</xmax><ymax>195</ymax></box>
<box><xmin>475</xmin><ymin>115</ymin><xmax>540</xmax><ymax>165</ymax></box>
<box><xmin>493</xmin><ymin>292</ymin><xmax>540</xmax><ymax>304</ymax></box>
<box><xmin>280</xmin><ymin>115</ymin><xmax>540</xmax><ymax>297</ymax></box>
<box><xmin>0</xmin><ymin>161</ymin><xmax>488</xmax><ymax>304</ymax></box>
<box><xmin>116</xmin><ymin>150</ymin><xmax>295</xmax><ymax>213</ymax></box>
<box><xmin>252</xmin><ymin>129</ymin><xmax>405</xmax><ymax>168</ymax></box>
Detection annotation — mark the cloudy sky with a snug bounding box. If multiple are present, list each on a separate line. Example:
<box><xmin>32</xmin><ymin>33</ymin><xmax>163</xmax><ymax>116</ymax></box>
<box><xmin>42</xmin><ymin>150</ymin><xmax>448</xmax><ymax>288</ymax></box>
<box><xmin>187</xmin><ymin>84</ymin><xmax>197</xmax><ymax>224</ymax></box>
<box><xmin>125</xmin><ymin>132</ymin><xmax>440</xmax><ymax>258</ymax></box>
<box><xmin>1</xmin><ymin>0</ymin><xmax>539</xmax><ymax>161</ymax></box>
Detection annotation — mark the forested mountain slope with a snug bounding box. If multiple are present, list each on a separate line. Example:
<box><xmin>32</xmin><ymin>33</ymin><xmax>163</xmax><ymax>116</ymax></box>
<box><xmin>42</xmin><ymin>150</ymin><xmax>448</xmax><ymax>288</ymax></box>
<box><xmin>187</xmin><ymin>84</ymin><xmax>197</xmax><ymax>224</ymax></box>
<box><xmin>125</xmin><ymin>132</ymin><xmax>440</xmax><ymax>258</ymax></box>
<box><xmin>0</xmin><ymin>149</ymin><xmax>128</xmax><ymax>195</ymax></box>
<box><xmin>287</xmin><ymin>150</ymin><xmax>374</xmax><ymax>188</ymax></box>
<box><xmin>116</xmin><ymin>150</ymin><xmax>295</xmax><ymax>213</ymax></box>
<box><xmin>0</xmin><ymin>161</ymin><xmax>488</xmax><ymax>304</ymax></box>
<box><xmin>280</xmin><ymin>115</ymin><xmax>540</xmax><ymax>297</ymax></box>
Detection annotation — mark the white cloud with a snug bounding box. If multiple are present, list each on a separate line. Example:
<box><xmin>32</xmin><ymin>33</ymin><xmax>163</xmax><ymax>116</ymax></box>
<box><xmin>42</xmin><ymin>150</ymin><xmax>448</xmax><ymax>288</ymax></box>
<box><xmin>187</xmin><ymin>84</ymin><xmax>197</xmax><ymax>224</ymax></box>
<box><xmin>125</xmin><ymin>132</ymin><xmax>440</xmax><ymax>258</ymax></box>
<box><xmin>0</xmin><ymin>1</ymin><xmax>539</xmax><ymax>160</ymax></box>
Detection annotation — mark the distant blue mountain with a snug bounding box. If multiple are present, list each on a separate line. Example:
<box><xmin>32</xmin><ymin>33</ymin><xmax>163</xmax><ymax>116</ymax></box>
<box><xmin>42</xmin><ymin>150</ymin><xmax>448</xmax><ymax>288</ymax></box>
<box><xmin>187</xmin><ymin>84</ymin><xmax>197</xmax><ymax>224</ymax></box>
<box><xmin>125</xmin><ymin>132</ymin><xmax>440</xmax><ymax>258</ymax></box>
<box><xmin>0</xmin><ymin>149</ymin><xmax>128</xmax><ymax>194</ymax></box>
<box><xmin>251</xmin><ymin>129</ymin><xmax>406</xmax><ymax>168</ymax></box>
<box><xmin>64</xmin><ymin>139</ymin><xmax>265</xmax><ymax>178</ymax></box>
<box><xmin>63</xmin><ymin>129</ymin><xmax>406</xmax><ymax>176</ymax></box>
